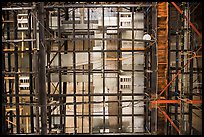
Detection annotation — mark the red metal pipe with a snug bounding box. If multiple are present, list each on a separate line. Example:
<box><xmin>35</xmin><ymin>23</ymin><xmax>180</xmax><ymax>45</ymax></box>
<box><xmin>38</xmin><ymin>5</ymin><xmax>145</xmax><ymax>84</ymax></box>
<box><xmin>159</xmin><ymin>46</ymin><xmax>202</xmax><ymax>96</ymax></box>
<box><xmin>171</xmin><ymin>2</ymin><xmax>202</xmax><ymax>39</ymax></box>
<box><xmin>151</xmin><ymin>99</ymin><xmax>202</xmax><ymax>104</ymax></box>
<box><xmin>158</xmin><ymin>107</ymin><xmax>181</xmax><ymax>134</ymax></box>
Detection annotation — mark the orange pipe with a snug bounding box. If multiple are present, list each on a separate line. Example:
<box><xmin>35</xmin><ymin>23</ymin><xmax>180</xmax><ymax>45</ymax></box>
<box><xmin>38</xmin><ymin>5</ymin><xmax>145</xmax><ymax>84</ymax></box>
<box><xmin>159</xmin><ymin>46</ymin><xmax>202</xmax><ymax>96</ymax></box>
<box><xmin>159</xmin><ymin>3</ymin><xmax>203</xmax><ymax>96</ymax></box>
<box><xmin>151</xmin><ymin>99</ymin><xmax>202</xmax><ymax>104</ymax></box>
<box><xmin>158</xmin><ymin>107</ymin><xmax>181</xmax><ymax>134</ymax></box>
<box><xmin>171</xmin><ymin>2</ymin><xmax>202</xmax><ymax>39</ymax></box>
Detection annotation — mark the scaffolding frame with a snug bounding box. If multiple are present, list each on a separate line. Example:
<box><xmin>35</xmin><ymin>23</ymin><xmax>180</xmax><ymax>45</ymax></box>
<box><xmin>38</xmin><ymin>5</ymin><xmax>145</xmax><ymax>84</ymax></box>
<box><xmin>1</xmin><ymin>2</ymin><xmax>202</xmax><ymax>135</ymax></box>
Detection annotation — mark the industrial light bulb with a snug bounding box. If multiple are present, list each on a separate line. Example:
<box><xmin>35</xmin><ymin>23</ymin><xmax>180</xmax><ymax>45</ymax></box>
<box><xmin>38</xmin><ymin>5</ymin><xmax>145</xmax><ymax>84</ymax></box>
<box><xmin>143</xmin><ymin>33</ymin><xmax>151</xmax><ymax>40</ymax></box>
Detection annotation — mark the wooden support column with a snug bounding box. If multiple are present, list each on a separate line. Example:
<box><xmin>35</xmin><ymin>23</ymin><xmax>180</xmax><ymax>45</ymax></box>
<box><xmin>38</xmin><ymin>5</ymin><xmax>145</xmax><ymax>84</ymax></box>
<box><xmin>157</xmin><ymin>2</ymin><xmax>168</xmax><ymax>135</ymax></box>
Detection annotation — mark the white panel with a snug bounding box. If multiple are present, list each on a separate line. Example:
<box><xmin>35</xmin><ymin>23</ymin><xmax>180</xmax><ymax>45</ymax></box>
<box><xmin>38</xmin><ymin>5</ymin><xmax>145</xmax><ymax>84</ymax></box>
<box><xmin>61</xmin><ymin>54</ymin><xmax>73</xmax><ymax>67</ymax></box>
<box><xmin>76</xmin><ymin>53</ymin><xmax>88</xmax><ymax>66</ymax></box>
<box><xmin>134</xmin><ymin>117</ymin><xmax>144</xmax><ymax>132</ymax></box>
<box><xmin>98</xmin><ymin>17</ymin><xmax>117</xmax><ymax>26</ymax></box>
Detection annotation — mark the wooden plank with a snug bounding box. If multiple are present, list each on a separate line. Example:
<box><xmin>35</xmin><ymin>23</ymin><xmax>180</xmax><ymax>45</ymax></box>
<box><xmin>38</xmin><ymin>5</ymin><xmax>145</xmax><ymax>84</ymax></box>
<box><xmin>2</xmin><ymin>20</ymin><xmax>14</xmax><ymax>23</ymax></box>
<box><xmin>4</xmin><ymin>77</ymin><xmax>15</xmax><ymax>80</ymax></box>
<box><xmin>3</xmin><ymin>49</ymin><xmax>15</xmax><ymax>51</ymax></box>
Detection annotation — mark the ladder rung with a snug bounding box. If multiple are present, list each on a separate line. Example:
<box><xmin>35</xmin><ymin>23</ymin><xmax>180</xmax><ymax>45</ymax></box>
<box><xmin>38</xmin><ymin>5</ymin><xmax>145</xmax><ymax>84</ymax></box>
<box><xmin>3</xmin><ymin>49</ymin><xmax>15</xmax><ymax>51</ymax></box>
<box><xmin>2</xmin><ymin>20</ymin><xmax>14</xmax><ymax>23</ymax></box>
<box><xmin>4</xmin><ymin>77</ymin><xmax>15</xmax><ymax>80</ymax></box>
<box><xmin>195</xmin><ymin>55</ymin><xmax>202</xmax><ymax>58</ymax></box>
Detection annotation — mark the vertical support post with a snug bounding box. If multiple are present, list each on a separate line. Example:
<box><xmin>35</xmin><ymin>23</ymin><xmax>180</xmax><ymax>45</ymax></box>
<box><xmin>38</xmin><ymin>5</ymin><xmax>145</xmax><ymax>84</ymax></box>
<box><xmin>179</xmin><ymin>3</ymin><xmax>185</xmax><ymax>134</ymax></box>
<box><xmin>2</xmin><ymin>11</ymin><xmax>7</xmax><ymax>134</ymax></box>
<box><xmin>174</xmin><ymin>8</ymin><xmax>180</xmax><ymax>135</ymax></box>
<box><xmin>72</xmin><ymin>8</ymin><xmax>77</xmax><ymax>134</ymax></box>
<box><xmin>62</xmin><ymin>81</ymin><xmax>67</xmax><ymax>133</ymax></box>
<box><xmin>26</xmin><ymin>113</ymin><xmax>29</xmax><ymax>133</ymax></box>
<box><xmin>102</xmin><ymin>7</ymin><xmax>106</xmax><ymax>133</ymax></box>
<box><xmin>87</xmin><ymin>8</ymin><xmax>92</xmax><ymax>134</ymax></box>
<box><xmin>144</xmin><ymin>7</ymin><xmax>150</xmax><ymax>133</ymax></box>
<box><xmin>57</xmin><ymin>7</ymin><xmax>63</xmax><ymax>133</ymax></box>
<box><xmin>82</xmin><ymin>82</ymin><xmax>84</xmax><ymax>133</ymax></box>
<box><xmin>117</xmin><ymin>7</ymin><xmax>122</xmax><ymax>133</ymax></box>
<box><xmin>32</xmin><ymin>2</ymin><xmax>39</xmax><ymax>134</ymax></box>
<box><xmin>64</xmin><ymin>7</ymin><xmax>68</xmax><ymax>54</ymax></box>
<box><xmin>150</xmin><ymin>2</ymin><xmax>158</xmax><ymax>134</ymax></box>
<box><xmin>189</xmin><ymin>9</ymin><xmax>193</xmax><ymax>134</ymax></box>
<box><xmin>14</xmin><ymin>10</ymin><xmax>20</xmax><ymax>133</ymax></box>
<box><xmin>28</xmin><ymin>9</ymin><xmax>34</xmax><ymax>133</ymax></box>
<box><xmin>37</xmin><ymin>2</ymin><xmax>47</xmax><ymax>135</ymax></box>
<box><xmin>6</xmin><ymin>10</ymin><xmax>14</xmax><ymax>133</ymax></box>
<box><xmin>131</xmin><ymin>8</ymin><xmax>135</xmax><ymax>133</ymax></box>
<box><xmin>32</xmin><ymin>2</ymin><xmax>40</xmax><ymax>134</ymax></box>
<box><xmin>167</xmin><ymin>3</ymin><xmax>171</xmax><ymax>135</ymax></box>
<box><xmin>45</xmin><ymin>8</ymin><xmax>52</xmax><ymax>133</ymax></box>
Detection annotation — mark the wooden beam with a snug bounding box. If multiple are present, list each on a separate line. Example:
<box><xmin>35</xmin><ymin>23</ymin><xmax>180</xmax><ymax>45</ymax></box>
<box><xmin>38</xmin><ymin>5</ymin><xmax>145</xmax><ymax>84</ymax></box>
<box><xmin>4</xmin><ymin>77</ymin><xmax>15</xmax><ymax>80</ymax></box>
<box><xmin>6</xmin><ymin>119</ymin><xmax>17</xmax><ymax>126</ymax></box>
<box><xmin>3</xmin><ymin>49</ymin><xmax>15</xmax><ymax>51</ymax></box>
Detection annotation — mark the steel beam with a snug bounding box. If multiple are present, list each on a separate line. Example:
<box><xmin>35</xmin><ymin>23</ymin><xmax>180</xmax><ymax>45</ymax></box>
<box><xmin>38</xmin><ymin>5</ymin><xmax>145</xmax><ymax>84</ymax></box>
<box><xmin>72</xmin><ymin>8</ymin><xmax>77</xmax><ymax>134</ymax></box>
<box><xmin>2</xmin><ymin>7</ymin><xmax>34</xmax><ymax>10</ymax></box>
<box><xmin>6</xmin><ymin>10</ymin><xmax>14</xmax><ymax>133</ymax></box>
<box><xmin>87</xmin><ymin>8</ymin><xmax>92</xmax><ymax>134</ymax></box>
<box><xmin>166</xmin><ymin>3</ymin><xmax>171</xmax><ymax>134</ymax></box>
<box><xmin>32</xmin><ymin>2</ymin><xmax>40</xmax><ymax>133</ymax></box>
<box><xmin>57</xmin><ymin>7</ymin><xmax>63</xmax><ymax>134</ymax></box>
<box><xmin>102</xmin><ymin>7</ymin><xmax>106</xmax><ymax>133</ymax></box>
<box><xmin>131</xmin><ymin>9</ymin><xmax>135</xmax><ymax>133</ymax></box>
<box><xmin>28</xmin><ymin>9</ymin><xmax>34</xmax><ymax>133</ymax></box>
<box><xmin>2</xmin><ymin>11</ymin><xmax>7</xmax><ymax>134</ymax></box>
<box><xmin>150</xmin><ymin>2</ymin><xmax>158</xmax><ymax>134</ymax></box>
<box><xmin>45</xmin><ymin>8</ymin><xmax>52</xmax><ymax>133</ymax></box>
<box><xmin>37</xmin><ymin>2</ymin><xmax>47</xmax><ymax>135</ymax></box>
<box><xmin>14</xmin><ymin>10</ymin><xmax>20</xmax><ymax>134</ymax></box>
<box><xmin>117</xmin><ymin>7</ymin><xmax>122</xmax><ymax>133</ymax></box>
<box><xmin>44</xmin><ymin>4</ymin><xmax>153</xmax><ymax>8</ymax></box>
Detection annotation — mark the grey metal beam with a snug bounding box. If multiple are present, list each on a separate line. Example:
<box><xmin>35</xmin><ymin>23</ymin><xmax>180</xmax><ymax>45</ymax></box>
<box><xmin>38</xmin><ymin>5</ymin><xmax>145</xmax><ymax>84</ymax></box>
<box><xmin>102</xmin><ymin>7</ymin><xmax>106</xmax><ymax>133</ymax></box>
<box><xmin>131</xmin><ymin>8</ymin><xmax>135</xmax><ymax>133</ymax></box>
<box><xmin>57</xmin><ymin>7</ymin><xmax>63</xmax><ymax>134</ymax></box>
<box><xmin>117</xmin><ymin>7</ymin><xmax>122</xmax><ymax>133</ymax></box>
<box><xmin>87</xmin><ymin>8</ymin><xmax>92</xmax><ymax>134</ymax></box>
<box><xmin>2</xmin><ymin>7</ymin><xmax>34</xmax><ymax>10</ymax></box>
<box><xmin>2</xmin><ymin>11</ymin><xmax>7</xmax><ymax>134</ymax></box>
<box><xmin>150</xmin><ymin>2</ymin><xmax>157</xmax><ymax>135</ymax></box>
<box><xmin>6</xmin><ymin>10</ymin><xmax>14</xmax><ymax>133</ymax></box>
<box><xmin>44</xmin><ymin>4</ymin><xmax>152</xmax><ymax>8</ymax></box>
<box><xmin>28</xmin><ymin>9</ymin><xmax>34</xmax><ymax>133</ymax></box>
<box><xmin>166</xmin><ymin>3</ymin><xmax>171</xmax><ymax>135</ymax></box>
<box><xmin>189</xmin><ymin>22</ymin><xmax>193</xmax><ymax>136</ymax></box>
<box><xmin>72</xmin><ymin>8</ymin><xmax>77</xmax><ymax>134</ymax></box>
<box><xmin>45</xmin><ymin>7</ymin><xmax>52</xmax><ymax>133</ymax></box>
<box><xmin>37</xmin><ymin>2</ymin><xmax>47</xmax><ymax>135</ymax></box>
<box><xmin>14</xmin><ymin>10</ymin><xmax>20</xmax><ymax>134</ymax></box>
<box><xmin>32</xmin><ymin>2</ymin><xmax>40</xmax><ymax>134</ymax></box>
